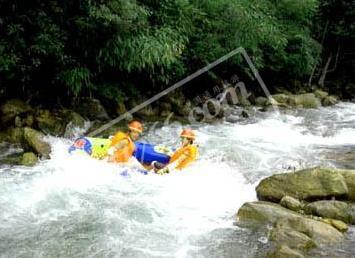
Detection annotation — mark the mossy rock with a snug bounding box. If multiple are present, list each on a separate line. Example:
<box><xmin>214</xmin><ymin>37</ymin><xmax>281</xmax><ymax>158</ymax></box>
<box><xmin>314</xmin><ymin>90</ymin><xmax>328</xmax><ymax>100</ymax></box>
<box><xmin>62</xmin><ymin>110</ymin><xmax>87</xmax><ymax>138</ymax></box>
<box><xmin>280</xmin><ymin>196</ymin><xmax>303</xmax><ymax>212</ymax></box>
<box><xmin>294</xmin><ymin>93</ymin><xmax>321</xmax><ymax>109</ymax></box>
<box><xmin>23</xmin><ymin>127</ymin><xmax>51</xmax><ymax>158</ymax></box>
<box><xmin>267</xmin><ymin>245</ymin><xmax>305</xmax><ymax>258</ymax></box>
<box><xmin>35</xmin><ymin>109</ymin><xmax>66</xmax><ymax>136</ymax></box>
<box><xmin>75</xmin><ymin>98</ymin><xmax>109</xmax><ymax>121</ymax></box>
<box><xmin>270</xmin><ymin>227</ymin><xmax>316</xmax><ymax>251</ymax></box>
<box><xmin>256</xmin><ymin>167</ymin><xmax>348</xmax><ymax>202</ymax></box>
<box><xmin>272</xmin><ymin>94</ymin><xmax>290</xmax><ymax>105</ymax></box>
<box><xmin>338</xmin><ymin>169</ymin><xmax>355</xmax><ymax>200</ymax></box>
<box><xmin>20</xmin><ymin>152</ymin><xmax>38</xmax><ymax>166</ymax></box>
<box><xmin>0</xmin><ymin>99</ymin><xmax>31</xmax><ymax>125</ymax></box>
<box><xmin>322</xmin><ymin>95</ymin><xmax>338</xmax><ymax>106</ymax></box>
<box><xmin>237</xmin><ymin>201</ymin><xmax>300</xmax><ymax>227</ymax></box>
<box><xmin>5</xmin><ymin>127</ymin><xmax>24</xmax><ymax>144</ymax></box>
<box><xmin>304</xmin><ymin>200</ymin><xmax>353</xmax><ymax>224</ymax></box>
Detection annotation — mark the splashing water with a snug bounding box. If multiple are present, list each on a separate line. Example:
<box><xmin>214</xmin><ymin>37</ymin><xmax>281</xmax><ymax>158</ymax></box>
<box><xmin>1</xmin><ymin>103</ymin><xmax>355</xmax><ymax>257</ymax></box>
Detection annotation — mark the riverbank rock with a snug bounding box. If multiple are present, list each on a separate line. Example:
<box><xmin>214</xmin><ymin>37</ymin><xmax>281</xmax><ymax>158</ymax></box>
<box><xmin>304</xmin><ymin>200</ymin><xmax>354</xmax><ymax>224</ymax></box>
<box><xmin>293</xmin><ymin>93</ymin><xmax>321</xmax><ymax>109</ymax></box>
<box><xmin>314</xmin><ymin>90</ymin><xmax>328</xmax><ymax>100</ymax></box>
<box><xmin>62</xmin><ymin>110</ymin><xmax>87</xmax><ymax>138</ymax></box>
<box><xmin>237</xmin><ymin>201</ymin><xmax>344</xmax><ymax>247</ymax></box>
<box><xmin>0</xmin><ymin>99</ymin><xmax>32</xmax><ymax>125</ymax></box>
<box><xmin>280</xmin><ymin>196</ymin><xmax>303</xmax><ymax>212</ymax></box>
<box><xmin>75</xmin><ymin>98</ymin><xmax>109</xmax><ymax>121</ymax></box>
<box><xmin>267</xmin><ymin>245</ymin><xmax>305</xmax><ymax>258</ymax></box>
<box><xmin>269</xmin><ymin>227</ymin><xmax>316</xmax><ymax>251</ymax></box>
<box><xmin>20</xmin><ymin>152</ymin><xmax>38</xmax><ymax>166</ymax></box>
<box><xmin>271</xmin><ymin>92</ymin><xmax>337</xmax><ymax>109</ymax></box>
<box><xmin>237</xmin><ymin>201</ymin><xmax>300</xmax><ymax>226</ymax></box>
<box><xmin>23</xmin><ymin>127</ymin><xmax>51</xmax><ymax>158</ymax></box>
<box><xmin>322</xmin><ymin>95</ymin><xmax>338</xmax><ymax>106</ymax></box>
<box><xmin>338</xmin><ymin>169</ymin><xmax>355</xmax><ymax>200</ymax></box>
<box><xmin>256</xmin><ymin>167</ymin><xmax>348</xmax><ymax>202</ymax></box>
<box><xmin>5</xmin><ymin>127</ymin><xmax>24</xmax><ymax>144</ymax></box>
<box><xmin>36</xmin><ymin>109</ymin><xmax>66</xmax><ymax>136</ymax></box>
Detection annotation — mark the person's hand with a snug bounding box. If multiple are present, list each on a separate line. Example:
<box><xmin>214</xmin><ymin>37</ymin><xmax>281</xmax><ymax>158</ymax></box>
<box><xmin>156</xmin><ymin>167</ymin><xmax>170</xmax><ymax>175</ymax></box>
<box><xmin>107</xmin><ymin>146</ymin><xmax>116</xmax><ymax>156</ymax></box>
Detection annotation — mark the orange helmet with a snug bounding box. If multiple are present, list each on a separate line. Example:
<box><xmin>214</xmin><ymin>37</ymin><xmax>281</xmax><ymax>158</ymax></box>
<box><xmin>180</xmin><ymin>129</ymin><xmax>196</xmax><ymax>140</ymax></box>
<box><xmin>128</xmin><ymin>120</ymin><xmax>143</xmax><ymax>133</ymax></box>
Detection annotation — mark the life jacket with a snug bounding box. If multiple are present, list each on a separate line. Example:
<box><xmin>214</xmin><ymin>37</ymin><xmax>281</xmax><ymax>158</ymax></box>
<box><xmin>169</xmin><ymin>144</ymin><xmax>198</xmax><ymax>170</ymax></box>
<box><xmin>110</xmin><ymin>131</ymin><xmax>135</xmax><ymax>163</ymax></box>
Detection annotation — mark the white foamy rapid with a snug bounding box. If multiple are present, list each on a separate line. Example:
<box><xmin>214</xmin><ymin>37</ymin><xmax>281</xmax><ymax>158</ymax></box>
<box><xmin>1</xmin><ymin>102</ymin><xmax>355</xmax><ymax>257</ymax></box>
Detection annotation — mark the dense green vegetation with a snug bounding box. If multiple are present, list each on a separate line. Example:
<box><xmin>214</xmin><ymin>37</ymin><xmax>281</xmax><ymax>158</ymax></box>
<box><xmin>0</xmin><ymin>0</ymin><xmax>354</xmax><ymax>109</ymax></box>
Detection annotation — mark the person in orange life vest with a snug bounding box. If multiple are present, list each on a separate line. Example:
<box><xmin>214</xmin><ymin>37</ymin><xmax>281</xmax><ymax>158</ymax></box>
<box><xmin>153</xmin><ymin>129</ymin><xmax>198</xmax><ymax>174</ymax></box>
<box><xmin>107</xmin><ymin>120</ymin><xmax>143</xmax><ymax>163</ymax></box>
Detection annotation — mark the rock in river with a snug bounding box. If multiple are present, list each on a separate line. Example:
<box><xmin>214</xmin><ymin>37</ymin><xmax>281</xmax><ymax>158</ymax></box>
<box><xmin>256</xmin><ymin>167</ymin><xmax>348</xmax><ymax>202</ymax></box>
<box><xmin>23</xmin><ymin>127</ymin><xmax>51</xmax><ymax>158</ymax></box>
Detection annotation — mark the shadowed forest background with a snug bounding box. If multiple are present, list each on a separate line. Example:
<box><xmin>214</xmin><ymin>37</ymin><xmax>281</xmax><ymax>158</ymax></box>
<box><xmin>0</xmin><ymin>0</ymin><xmax>354</xmax><ymax>113</ymax></box>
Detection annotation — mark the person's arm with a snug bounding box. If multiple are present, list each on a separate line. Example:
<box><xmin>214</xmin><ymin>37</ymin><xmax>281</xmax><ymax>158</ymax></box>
<box><xmin>107</xmin><ymin>139</ymin><xmax>129</xmax><ymax>161</ymax></box>
<box><xmin>156</xmin><ymin>153</ymin><xmax>188</xmax><ymax>174</ymax></box>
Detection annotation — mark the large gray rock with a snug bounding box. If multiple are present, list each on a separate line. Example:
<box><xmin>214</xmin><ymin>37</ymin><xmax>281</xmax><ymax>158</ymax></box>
<box><xmin>267</xmin><ymin>245</ymin><xmax>305</xmax><ymax>258</ymax></box>
<box><xmin>304</xmin><ymin>200</ymin><xmax>354</xmax><ymax>224</ymax></box>
<box><xmin>272</xmin><ymin>93</ymin><xmax>321</xmax><ymax>109</ymax></box>
<box><xmin>274</xmin><ymin>217</ymin><xmax>343</xmax><ymax>244</ymax></box>
<box><xmin>256</xmin><ymin>167</ymin><xmax>348</xmax><ymax>202</ymax></box>
<box><xmin>293</xmin><ymin>93</ymin><xmax>321</xmax><ymax>109</ymax></box>
<box><xmin>338</xmin><ymin>169</ymin><xmax>355</xmax><ymax>200</ymax></box>
<box><xmin>269</xmin><ymin>227</ymin><xmax>316</xmax><ymax>251</ymax></box>
<box><xmin>237</xmin><ymin>201</ymin><xmax>300</xmax><ymax>227</ymax></box>
<box><xmin>322</xmin><ymin>95</ymin><xmax>338</xmax><ymax>106</ymax></box>
<box><xmin>23</xmin><ymin>127</ymin><xmax>51</xmax><ymax>158</ymax></box>
<box><xmin>280</xmin><ymin>196</ymin><xmax>303</xmax><ymax>212</ymax></box>
<box><xmin>62</xmin><ymin>110</ymin><xmax>87</xmax><ymax>138</ymax></box>
<box><xmin>237</xmin><ymin>202</ymin><xmax>345</xmax><ymax>241</ymax></box>
<box><xmin>1</xmin><ymin>99</ymin><xmax>31</xmax><ymax>125</ymax></box>
<box><xmin>314</xmin><ymin>90</ymin><xmax>328</xmax><ymax>99</ymax></box>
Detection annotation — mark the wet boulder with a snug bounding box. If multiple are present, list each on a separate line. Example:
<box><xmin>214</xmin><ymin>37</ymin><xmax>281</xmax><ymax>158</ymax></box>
<box><xmin>267</xmin><ymin>245</ymin><xmax>305</xmax><ymax>258</ymax></box>
<box><xmin>280</xmin><ymin>196</ymin><xmax>303</xmax><ymax>212</ymax></box>
<box><xmin>256</xmin><ymin>167</ymin><xmax>348</xmax><ymax>202</ymax></box>
<box><xmin>23</xmin><ymin>127</ymin><xmax>51</xmax><ymax>158</ymax></box>
<box><xmin>237</xmin><ymin>201</ymin><xmax>344</xmax><ymax>250</ymax></box>
<box><xmin>273</xmin><ymin>216</ymin><xmax>343</xmax><ymax>245</ymax></box>
<box><xmin>5</xmin><ymin>127</ymin><xmax>24</xmax><ymax>144</ymax></box>
<box><xmin>271</xmin><ymin>94</ymin><xmax>289</xmax><ymax>106</ymax></box>
<box><xmin>269</xmin><ymin>228</ymin><xmax>316</xmax><ymax>251</ymax></box>
<box><xmin>314</xmin><ymin>89</ymin><xmax>329</xmax><ymax>100</ymax></box>
<box><xmin>62</xmin><ymin>110</ymin><xmax>87</xmax><ymax>138</ymax></box>
<box><xmin>304</xmin><ymin>200</ymin><xmax>354</xmax><ymax>224</ymax></box>
<box><xmin>322</xmin><ymin>95</ymin><xmax>338</xmax><ymax>106</ymax></box>
<box><xmin>0</xmin><ymin>99</ymin><xmax>32</xmax><ymax>125</ymax></box>
<box><xmin>293</xmin><ymin>93</ymin><xmax>321</xmax><ymax>109</ymax></box>
<box><xmin>255</xmin><ymin>96</ymin><xmax>270</xmax><ymax>107</ymax></box>
<box><xmin>237</xmin><ymin>201</ymin><xmax>300</xmax><ymax>226</ymax></box>
<box><xmin>338</xmin><ymin>169</ymin><xmax>355</xmax><ymax>200</ymax></box>
<box><xmin>20</xmin><ymin>152</ymin><xmax>38</xmax><ymax>166</ymax></box>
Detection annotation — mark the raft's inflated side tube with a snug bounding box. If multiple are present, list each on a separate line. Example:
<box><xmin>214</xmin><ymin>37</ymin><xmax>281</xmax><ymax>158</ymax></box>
<box><xmin>134</xmin><ymin>142</ymin><xmax>171</xmax><ymax>165</ymax></box>
<box><xmin>69</xmin><ymin>137</ymin><xmax>172</xmax><ymax>165</ymax></box>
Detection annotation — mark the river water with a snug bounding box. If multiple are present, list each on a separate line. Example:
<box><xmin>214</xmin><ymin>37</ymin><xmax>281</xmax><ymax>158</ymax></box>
<box><xmin>1</xmin><ymin>103</ymin><xmax>355</xmax><ymax>257</ymax></box>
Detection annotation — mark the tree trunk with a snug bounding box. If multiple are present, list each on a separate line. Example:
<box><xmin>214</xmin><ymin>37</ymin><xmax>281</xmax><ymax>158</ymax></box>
<box><xmin>318</xmin><ymin>54</ymin><xmax>332</xmax><ymax>87</ymax></box>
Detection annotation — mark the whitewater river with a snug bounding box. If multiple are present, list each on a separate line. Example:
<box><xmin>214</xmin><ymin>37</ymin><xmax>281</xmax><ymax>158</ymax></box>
<box><xmin>1</xmin><ymin>103</ymin><xmax>355</xmax><ymax>257</ymax></box>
